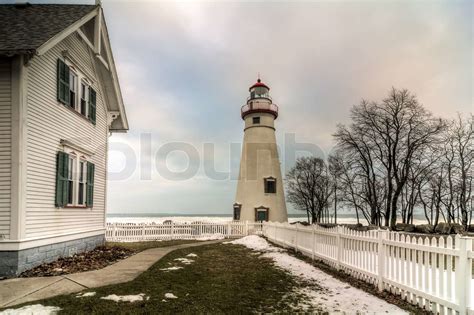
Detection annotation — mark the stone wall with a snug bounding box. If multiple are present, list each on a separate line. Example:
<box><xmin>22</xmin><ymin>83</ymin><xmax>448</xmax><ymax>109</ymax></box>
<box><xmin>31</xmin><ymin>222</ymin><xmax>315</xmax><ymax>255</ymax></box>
<box><xmin>0</xmin><ymin>234</ymin><xmax>105</xmax><ymax>278</ymax></box>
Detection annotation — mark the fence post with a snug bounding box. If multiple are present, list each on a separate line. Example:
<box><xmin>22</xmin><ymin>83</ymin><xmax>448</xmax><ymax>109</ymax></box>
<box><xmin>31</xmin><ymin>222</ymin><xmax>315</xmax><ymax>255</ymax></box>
<box><xmin>227</xmin><ymin>223</ymin><xmax>231</xmax><ymax>238</ymax></box>
<box><xmin>377</xmin><ymin>229</ymin><xmax>387</xmax><ymax>292</ymax></box>
<box><xmin>142</xmin><ymin>223</ymin><xmax>146</xmax><ymax>241</ymax></box>
<box><xmin>456</xmin><ymin>235</ymin><xmax>472</xmax><ymax>315</ymax></box>
<box><xmin>311</xmin><ymin>225</ymin><xmax>315</xmax><ymax>260</ymax></box>
<box><xmin>112</xmin><ymin>222</ymin><xmax>117</xmax><ymax>241</ymax></box>
<box><xmin>171</xmin><ymin>222</ymin><xmax>174</xmax><ymax>240</ymax></box>
<box><xmin>245</xmin><ymin>221</ymin><xmax>249</xmax><ymax>236</ymax></box>
<box><xmin>336</xmin><ymin>226</ymin><xmax>342</xmax><ymax>270</ymax></box>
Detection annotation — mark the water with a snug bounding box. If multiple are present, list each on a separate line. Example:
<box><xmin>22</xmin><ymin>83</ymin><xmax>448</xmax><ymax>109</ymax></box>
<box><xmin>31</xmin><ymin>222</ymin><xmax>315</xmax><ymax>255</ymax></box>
<box><xmin>106</xmin><ymin>212</ymin><xmax>428</xmax><ymax>225</ymax></box>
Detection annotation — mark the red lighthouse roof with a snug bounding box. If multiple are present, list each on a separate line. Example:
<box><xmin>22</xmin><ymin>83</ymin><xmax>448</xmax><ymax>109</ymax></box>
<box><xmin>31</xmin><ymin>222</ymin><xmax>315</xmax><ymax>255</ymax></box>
<box><xmin>249</xmin><ymin>78</ymin><xmax>270</xmax><ymax>91</ymax></box>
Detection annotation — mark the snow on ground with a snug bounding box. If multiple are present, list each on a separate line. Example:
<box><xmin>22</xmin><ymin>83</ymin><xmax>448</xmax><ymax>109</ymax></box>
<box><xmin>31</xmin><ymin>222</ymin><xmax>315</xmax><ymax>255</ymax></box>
<box><xmin>160</xmin><ymin>266</ymin><xmax>183</xmax><ymax>271</ymax></box>
<box><xmin>0</xmin><ymin>304</ymin><xmax>61</xmax><ymax>315</ymax></box>
<box><xmin>76</xmin><ymin>292</ymin><xmax>96</xmax><ymax>298</ymax></box>
<box><xmin>164</xmin><ymin>293</ymin><xmax>178</xmax><ymax>299</ymax></box>
<box><xmin>225</xmin><ymin>235</ymin><xmax>283</xmax><ymax>252</ymax></box>
<box><xmin>100</xmin><ymin>293</ymin><xmax>148</xmax><ymax>302</ymax></box>
<box><xmin>174</xmin><ymin>258</ymin><xmax>194</xmax><ymax>264</ymax></box>
<box><xmin>228</xmin><ymin>236</ymin><xmax>407</xmax><ymax>314</ymax></box>
<box><xmin>196</xmin><ymin>233</ymin><xmax>225</xmax><ymax>241</ymax></box>
<box><xmin>186</xmin><ymin>253</ymin><xmax>198</xmax><ymax>257</ymax></box>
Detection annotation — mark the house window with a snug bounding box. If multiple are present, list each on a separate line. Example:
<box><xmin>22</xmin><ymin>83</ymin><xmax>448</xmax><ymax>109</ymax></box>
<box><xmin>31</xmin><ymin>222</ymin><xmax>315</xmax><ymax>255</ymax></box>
<box><xmin>264</xmin><ymin>177</ymin><xmax>276</xmax><ymax>194</ymax></box>
<box><xmin>57</xmin><ymin>58</ymin><xmax>96</xmax><ymax>125</ymax></box>
<box><xmin>69</xmin><ymin>71</ymin><xmax>77</xmax><ymax>109</ymax></box>
<box><xmin>233</xmin><ymin>203</ymin><xmax>241</xmax><ymax>221</ymax></box>
<box><xmin>56</xmin><ymin>150</ymin><xmax>95</xmax><ymax>208</ymax></box>
<box><xmin>253</xmin><ymin>116</ymin><xmax>260</xmax><ymax>124</ymax></box>
<box><xmin>67</xmin><ymin>156</ymin><xmax>75</xmax><ymax>205</ymax></box>
<box><xmin>78</xmin><ymin>161</ymin><xmax>87</xmax><ymax>205</ymax></box>
<box><xmin>80</xmin><ymin>82</ymin><xmax>89</xmax><ymax>116</ymax></box>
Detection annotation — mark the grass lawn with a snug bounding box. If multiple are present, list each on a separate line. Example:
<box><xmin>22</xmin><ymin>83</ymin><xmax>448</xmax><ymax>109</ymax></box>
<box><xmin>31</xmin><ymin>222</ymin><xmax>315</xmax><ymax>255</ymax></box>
<box><xmin>5</xmin><ymin>243</ymin><xmax>310</xmax><ymax>314</ymax></box>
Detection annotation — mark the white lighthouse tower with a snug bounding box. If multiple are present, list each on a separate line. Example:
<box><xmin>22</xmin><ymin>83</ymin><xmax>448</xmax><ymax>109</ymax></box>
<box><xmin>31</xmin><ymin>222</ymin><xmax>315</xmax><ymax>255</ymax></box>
<box><xmin>234</xmin><ymin>78</ymin><xmax>288</xmax><ymax>222</ymax></box>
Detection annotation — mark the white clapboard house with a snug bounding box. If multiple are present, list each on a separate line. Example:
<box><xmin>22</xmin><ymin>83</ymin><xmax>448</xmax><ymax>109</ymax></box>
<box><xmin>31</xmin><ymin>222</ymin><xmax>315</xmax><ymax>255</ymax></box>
<box><xmin>0</xmin><ymin>3</ymin><xmax>128</xmax><ymax>276</ymax></box>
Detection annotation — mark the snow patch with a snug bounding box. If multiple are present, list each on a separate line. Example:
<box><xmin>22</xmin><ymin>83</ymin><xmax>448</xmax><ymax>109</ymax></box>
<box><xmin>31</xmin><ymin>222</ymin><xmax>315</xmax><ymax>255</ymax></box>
<box><xmin>0</xmin><ymin>304</ymin><xmax>61</xmax><ymax>315</ymax></box>
<box><xmin>196</xmin><ymin>233</ymin><xmax>225</xmax><ymax>241</ymax></box>
<box><xmin>174</xmin><ymin>258</ymin><xmax>194</xmax><ymax>264</ymax></box>
<box><xmin>164</xmin><ymin>293</ymin><xmax>178</xmax><ymax>299</ymax></box>
<box><xmin>160</xmin><ymin>266</ymin><xmax>183</xmax><ymax>271</ymax></box>
<box><xmin>225</xmin><ymin>235</ymin><xmax>283</xmax><ymax>252</ymax></box>
<box><xmin>76</xmin><ymin>292</ymin><xmax>96</xmax><ymax>298</ymax></box>
<box><xmin>100</xmin><ymin>293</ymin><xmax>147</xmax><ymax>302</ymax></box>
<box><xmin>229</xmin><ymin>236</ymin><xmax>407</xmax><ymax>314</ymax></box>
<box><xmin>186</xmin><ymin>253</ymin><xmax>198</xmax><ymax>257</ymax></box>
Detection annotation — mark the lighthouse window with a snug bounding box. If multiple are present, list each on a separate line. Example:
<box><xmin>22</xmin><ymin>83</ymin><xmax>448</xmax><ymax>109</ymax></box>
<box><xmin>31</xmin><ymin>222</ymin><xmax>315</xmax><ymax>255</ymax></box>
<box><xmin>253</xmin><ymin>117</ymin><xmax>260</xmax><ymax>124</ymax></box>
<box><xmin>264</xmin><ymin>178</ymin><xmax>276</xmax><ymax>194</ymax></box>
<box><xmin>233</xmin><ymin>204</ymin><xmax>241</xmax><ymax>220</ymax></box>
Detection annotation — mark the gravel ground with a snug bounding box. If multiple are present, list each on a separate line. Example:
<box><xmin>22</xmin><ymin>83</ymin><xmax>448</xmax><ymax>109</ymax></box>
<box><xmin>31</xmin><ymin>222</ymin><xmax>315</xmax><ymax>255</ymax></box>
<box><xmin>19</xmin><ymin>246</ymin><xmax>136</xmax><ymax>277</ymax></box>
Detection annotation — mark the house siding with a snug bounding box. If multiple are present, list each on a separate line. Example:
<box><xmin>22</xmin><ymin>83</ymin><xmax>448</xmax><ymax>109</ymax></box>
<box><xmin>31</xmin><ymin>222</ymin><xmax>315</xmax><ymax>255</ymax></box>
<box><xmin>0</xmin><ymin>58</ymin><xmax>12</xmax><ymax>240</ymax></box>
<box><xmin>25</xmin><ymin>33</ymin><xmax>108</xmax><ymax>239</ymax></box>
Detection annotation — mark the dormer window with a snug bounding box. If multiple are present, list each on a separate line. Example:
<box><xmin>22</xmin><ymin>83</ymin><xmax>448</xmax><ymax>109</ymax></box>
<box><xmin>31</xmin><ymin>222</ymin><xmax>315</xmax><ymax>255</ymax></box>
<box><xmin>57</xmin><ymin>58</ymin><xmax>96</xmax><ymax>125</ymax></box>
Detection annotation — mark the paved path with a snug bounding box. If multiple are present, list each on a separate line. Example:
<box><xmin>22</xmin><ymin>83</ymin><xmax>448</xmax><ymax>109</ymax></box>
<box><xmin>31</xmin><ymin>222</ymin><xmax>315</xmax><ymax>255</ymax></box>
<box><xmin>0</xmin><ymin>240</ymin><xmax>225</xmax><ymax>308</ymax></box>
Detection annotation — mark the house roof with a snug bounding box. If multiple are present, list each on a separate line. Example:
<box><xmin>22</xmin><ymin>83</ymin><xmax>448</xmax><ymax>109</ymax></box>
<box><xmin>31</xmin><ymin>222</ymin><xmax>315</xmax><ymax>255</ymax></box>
<box><xmin>0</xmin><ymin>4</ymin><xmax>97</xmax><ymax>56</ymax></box>
<box><xmin>0</xmin><ymin>3</ymin><xmax>128</xmax><ymax>132</ymax></box>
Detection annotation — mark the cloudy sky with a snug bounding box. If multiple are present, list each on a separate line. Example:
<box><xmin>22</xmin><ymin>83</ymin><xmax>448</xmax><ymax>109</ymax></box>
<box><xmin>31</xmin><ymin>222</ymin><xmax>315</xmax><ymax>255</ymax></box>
<box><xmin>103</xmin><ymin>0</ymin><xmax>473</xmax><ymax>215</ymax></box>
<box><xmin>25</xmin><ymin>0</ymin><xmax>473</xmax><ymax>215</ymax></box>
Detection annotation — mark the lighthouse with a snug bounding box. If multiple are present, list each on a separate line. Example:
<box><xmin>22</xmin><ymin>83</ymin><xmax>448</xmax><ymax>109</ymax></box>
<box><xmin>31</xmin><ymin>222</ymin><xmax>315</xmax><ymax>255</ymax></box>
<box><xmin>234</xmin><ymin>78</ymin><xmax>288</xmax><ymax>222</ymax></box>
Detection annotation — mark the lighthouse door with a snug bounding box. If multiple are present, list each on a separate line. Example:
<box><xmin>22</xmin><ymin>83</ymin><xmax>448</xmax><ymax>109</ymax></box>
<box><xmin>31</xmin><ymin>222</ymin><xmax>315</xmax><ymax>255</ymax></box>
<box><xmin>255</xmin><ymin>208</ymin><xmax>269</xmax><ymax>222</ymax></box>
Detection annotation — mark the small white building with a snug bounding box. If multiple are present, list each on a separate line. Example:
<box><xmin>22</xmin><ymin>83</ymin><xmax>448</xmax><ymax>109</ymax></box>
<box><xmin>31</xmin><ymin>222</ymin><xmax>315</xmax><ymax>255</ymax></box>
<box><xmin>234</xmin><ymin>79</ymin><xmax>288</xmax><ymax>222</ymax></box>
<box><xmin>0</xmin><ymin>3</ymin><xmax>128</xmax><ymax>276</ymax></box>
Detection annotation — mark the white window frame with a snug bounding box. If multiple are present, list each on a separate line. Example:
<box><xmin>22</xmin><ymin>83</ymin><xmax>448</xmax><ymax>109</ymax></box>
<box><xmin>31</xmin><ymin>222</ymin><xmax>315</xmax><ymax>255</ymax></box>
<box><xmin>80</xmin><ymin>80</ymin><xmax>90</xmax><ymax>117</ymax></box>
<box><xmin>77</xmin><ymin>159</ymin><xmax>88</xmax><ymax>206</ymax></box>
<box><xmin>63</xmin><ymin>147</ymin><xmax>90</xmax><ymax>207</ymax></box>
<box><xmin>69</xmin><ymin>70</ymin><xmax>78</xmax><ymax>110</ymax></box>
<box><xmin>64</xmin><ymin>61</ymin><xmax>91</xmax><ymax>118</ymax></box>
<box><xmin>66</xmin><ymin>154</ymin><xmax>76</xmax><ymax>206</ymax></box>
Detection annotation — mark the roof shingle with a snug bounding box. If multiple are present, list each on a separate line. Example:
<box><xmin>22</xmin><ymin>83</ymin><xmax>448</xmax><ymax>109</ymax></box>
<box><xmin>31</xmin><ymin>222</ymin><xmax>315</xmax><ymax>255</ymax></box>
<box><xmin>0</xmin><ymin>4</ymin><xmax>97</xmax><ymax>56</ymax></box>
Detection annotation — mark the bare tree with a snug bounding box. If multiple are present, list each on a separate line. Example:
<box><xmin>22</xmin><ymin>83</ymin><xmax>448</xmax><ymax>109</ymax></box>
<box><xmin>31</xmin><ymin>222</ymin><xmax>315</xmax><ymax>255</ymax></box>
<box><xmin>334</xmin><ymin>88</ymin><xmax>445</xmax><ymax>227</ymax></box>
<box><xmin>328</xmin><ymin>154</ymin><xmax>343</xmax><ymax>224</ymax></box>
<box><xmin>286</xmin><ymin>157</ymin><xmax>334</xmax><ymax>224</ymax></box>
<box><xmin>443</xmin><ymin>114</ymin><xmax>474</xmax><ymax>228</ymax></box>
<box><xmin>333</xmin><ymin>123</ymin><xmax>383</xmax><ymax>225</ymax></box>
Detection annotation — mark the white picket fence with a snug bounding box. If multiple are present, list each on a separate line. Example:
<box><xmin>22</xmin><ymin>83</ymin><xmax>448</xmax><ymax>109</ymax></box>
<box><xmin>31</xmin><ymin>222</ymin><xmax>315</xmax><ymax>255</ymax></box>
<box><xmin>263</xmin><ymin>221</ymin><xmax>474</xmax><ymax>315</ymax></box>
<box><xmin>105</xmin><ymin>221</ymin><xmax>263</xmax><ymax>242</ymax></box>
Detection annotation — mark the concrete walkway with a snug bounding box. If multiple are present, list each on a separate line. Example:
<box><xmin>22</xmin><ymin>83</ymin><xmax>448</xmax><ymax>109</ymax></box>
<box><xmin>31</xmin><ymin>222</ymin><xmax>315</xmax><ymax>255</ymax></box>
<box><xmin>0</xmin><ymin>240</ymin><xmax>225</xmax><ymax>308</ymax></box>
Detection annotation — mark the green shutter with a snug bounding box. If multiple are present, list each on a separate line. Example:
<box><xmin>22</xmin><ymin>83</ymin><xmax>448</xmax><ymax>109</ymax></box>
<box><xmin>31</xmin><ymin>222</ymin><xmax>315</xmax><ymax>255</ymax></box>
<box><xmin>57</xmin><ymin>59</ymin><xmax>70</xmax><ymax>106</ymax></box>
<box><xmin>55</xmin><ymin>151</ymin><xmax>69</xmax><ymax>207</ymax></box>
<box><xmin>88</xmin><ymin>88</ymin><xmax>97</xmax><ymax>125</ymax></box>
<box><xmin>86</xmin><ymin>162</ymin><xmax>95</xmax><ymax>207</ymax></box>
